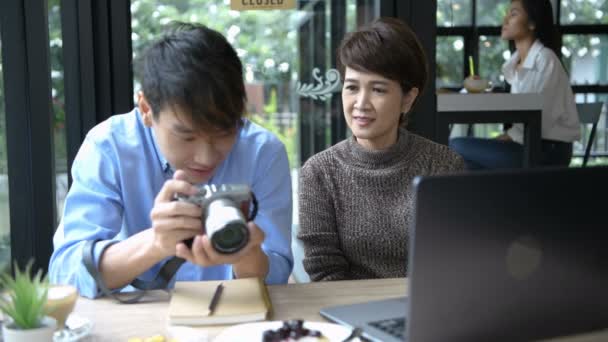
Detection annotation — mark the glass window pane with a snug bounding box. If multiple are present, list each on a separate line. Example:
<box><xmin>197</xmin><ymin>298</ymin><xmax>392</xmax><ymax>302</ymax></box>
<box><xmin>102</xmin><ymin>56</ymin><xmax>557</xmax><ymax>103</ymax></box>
<box><xmin>476</xmin><ymin>0</ymin><xmax>509</xmax><ymax>26</ymax></box>
<box><xmin>346</xmin><ymin>1</ymin><xmax>357</xmax><ymax>32</ymax></box>
<box><xmin>561</xmin><ymin>0</ymin><xmax>608</xmax><ymax>25</ymax></box>
<box><xmin>437</xmin><ymin>0</ymin><xmax>472</xmax><ymax>27</ymax></box>
<box><xmin>562</xmin><ymin>34</ymin><xmax>608</xmax><ymax>86</ymax></box>
<box><xmin>49</xmin><ymin>0</ymin><xmax>68</xmax><ymax>222</ymax></box>
<box><xmin>0</xmin><ymin>25</ymin><xmax>11</xmax><ymax>273</ymax></box>
<box><xmin>436</xmin><ymin>36</ymin><xmax>465</xmax><ymax>88</ymax></box>
<box><xmin>479</xmin><ymin>35</ymin><xmax>510</xmax><ymax>88</ymax></box>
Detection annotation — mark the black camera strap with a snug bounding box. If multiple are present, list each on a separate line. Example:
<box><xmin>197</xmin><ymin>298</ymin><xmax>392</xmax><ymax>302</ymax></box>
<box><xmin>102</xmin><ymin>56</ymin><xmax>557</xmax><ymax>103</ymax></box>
<box><xmin>82</xmin><ymin>239</ymin><xmax>183</xmax><ymax>304</ymax></box>
<box><xmin>81</xmin><ymin>191</ymin><xmax>258</xmax><ymax>303</ymax></box>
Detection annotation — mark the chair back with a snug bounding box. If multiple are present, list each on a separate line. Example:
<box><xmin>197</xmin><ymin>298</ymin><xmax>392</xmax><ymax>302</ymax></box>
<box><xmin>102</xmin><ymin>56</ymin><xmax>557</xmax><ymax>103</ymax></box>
<box><xmin>577</xmin><ymin>102</ymin><xmax>603</xmax><ymax>125</ymax></box>
<box><xmin>576</xmin><ymin>102</ymin><xmax>604</xmax><ymax>167</ymax></box>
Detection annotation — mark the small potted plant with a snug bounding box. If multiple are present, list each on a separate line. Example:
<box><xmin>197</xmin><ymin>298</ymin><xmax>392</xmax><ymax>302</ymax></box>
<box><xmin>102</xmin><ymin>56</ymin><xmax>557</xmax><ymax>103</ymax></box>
<box><xmin>0</xmin><ymin>261</ymin><xmax>57</xmax><ymax>342</ymax></box>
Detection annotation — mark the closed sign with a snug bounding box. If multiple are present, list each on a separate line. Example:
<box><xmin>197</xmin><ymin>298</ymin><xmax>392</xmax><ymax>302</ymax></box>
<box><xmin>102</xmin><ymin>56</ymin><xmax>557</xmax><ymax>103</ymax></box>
<box><xmin>231</xmin><ymin>0</ymin><xmax>296</xmax><ymax>11</ymax></box>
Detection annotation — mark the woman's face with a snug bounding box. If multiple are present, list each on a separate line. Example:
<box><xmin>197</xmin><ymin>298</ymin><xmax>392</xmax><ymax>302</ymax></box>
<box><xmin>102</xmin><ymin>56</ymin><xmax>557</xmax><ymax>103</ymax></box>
<box><xmin>341</xmin><ymin>67</ymin><xmax>417</xmax><ymax>150</ymax></box>
<box><xmin>501</xmin><ymin>1</ymin><xmax>534</xmax><ymax>41</ymax></box>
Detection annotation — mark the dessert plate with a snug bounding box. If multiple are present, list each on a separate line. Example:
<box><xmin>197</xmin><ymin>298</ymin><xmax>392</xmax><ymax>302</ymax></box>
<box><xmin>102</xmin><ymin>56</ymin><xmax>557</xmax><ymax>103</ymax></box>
<box><xmin>214</xmin><ymin>321</ymin><xmax>361</xmax><ymax>341</ymax></box>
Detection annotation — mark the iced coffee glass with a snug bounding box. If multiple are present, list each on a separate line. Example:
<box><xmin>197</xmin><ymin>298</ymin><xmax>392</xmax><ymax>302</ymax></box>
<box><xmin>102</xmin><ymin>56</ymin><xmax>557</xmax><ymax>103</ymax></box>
<box><xmin>46</xmin><ymin>284</ymin><xmax>78</xmax><ymax>331</ymax></box>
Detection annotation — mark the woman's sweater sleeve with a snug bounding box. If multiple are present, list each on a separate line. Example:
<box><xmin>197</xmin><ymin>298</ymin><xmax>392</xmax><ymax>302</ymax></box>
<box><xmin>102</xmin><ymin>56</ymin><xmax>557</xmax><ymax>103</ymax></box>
<box><xmin>297</xmin><ymin>159</ymin><xmax>351</xmax><ymax>281</ymax></box>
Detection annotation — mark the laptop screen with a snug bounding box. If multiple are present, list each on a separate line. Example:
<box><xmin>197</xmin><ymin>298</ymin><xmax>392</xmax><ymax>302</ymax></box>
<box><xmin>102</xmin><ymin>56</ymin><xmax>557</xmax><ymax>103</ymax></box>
<box><xmin>408</xmin><ymin>166</ymin><xmax>608</xmax><ymax>342</ymax></box>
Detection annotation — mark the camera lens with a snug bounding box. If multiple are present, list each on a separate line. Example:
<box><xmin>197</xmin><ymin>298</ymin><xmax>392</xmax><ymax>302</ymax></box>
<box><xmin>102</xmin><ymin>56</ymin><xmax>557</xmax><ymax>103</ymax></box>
<box><xmin>213</xmin><ymin>221</ymin><xmax>248</xmax><ymax>252</ymax></box>
<box><xmin>205</xmin><ymin>198</ymin><xmax>250</xmax><ymax>254</ymax></box>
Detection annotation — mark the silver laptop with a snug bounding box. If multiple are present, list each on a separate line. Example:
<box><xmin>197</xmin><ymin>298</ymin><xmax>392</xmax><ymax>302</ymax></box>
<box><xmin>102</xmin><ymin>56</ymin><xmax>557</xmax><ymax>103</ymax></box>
<box><xmin>321</xmin><ymin>166</ymin><xmax>608</xmax><ymax>342</ymax></box>
<box><xmin>320</xmin><ymin>296</ymin><xmax>407</xmax><ymax>341</ymax></box>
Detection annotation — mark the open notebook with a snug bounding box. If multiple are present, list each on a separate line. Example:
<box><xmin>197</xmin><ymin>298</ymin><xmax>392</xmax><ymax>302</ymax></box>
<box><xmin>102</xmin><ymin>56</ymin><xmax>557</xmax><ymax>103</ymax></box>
<box><xmin>168</xmin><ymin>277</ymin><xmax>271</xmax><ymax>326</ymax></box>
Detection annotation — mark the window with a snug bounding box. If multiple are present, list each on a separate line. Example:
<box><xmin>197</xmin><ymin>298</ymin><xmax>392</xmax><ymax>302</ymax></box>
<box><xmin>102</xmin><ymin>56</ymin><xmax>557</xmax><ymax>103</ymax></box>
<box><xmin>437</xmin><ymin>0</ymin><xmax>472</xmax><ymax>27</ymax></box>
<box><xmin>49</xmin><ymin>0</ymin><xmax>68</xmax><ymax>220</ymax></box>
<box><xmin>438</xmin><ymin>0</ymin><xmax>608</xmax><ymax>164</ymax></box>
<box><xmin>130</xmin><ymin>0</ymin><xmax>378</xmax><ymax>224</ymax></box>
<box><xmin>437</xmin><ymin>36</ymin><xmax>465</xmax><ymax>88</ymax></box>
<box><xmin>476</xmin><ymin>0</ymin><xmax>509</xmax><ymax>26</ymax></box>
<box><xmin>562</xmin><ymin>34</ymin><xmax>608</xmax><ymax>85</ymax></box>
<box><xmin>0</xmin><ymin>25</ymin><xmax>10</xmax><ymax>273</ymax></box>
<box><xmin>561</xmin><ymin>0</ymin><xmax>608</xmax><ymax>25</ymax></box>
<box><xmin>129</xmin><ymin>0</ymin><xmax>380</xmax><ymax>283</ymax></box>
<box><xmin>478</xmin><ymin>35</ymin><xmax>508</xmax><ymax>86</ymax></box>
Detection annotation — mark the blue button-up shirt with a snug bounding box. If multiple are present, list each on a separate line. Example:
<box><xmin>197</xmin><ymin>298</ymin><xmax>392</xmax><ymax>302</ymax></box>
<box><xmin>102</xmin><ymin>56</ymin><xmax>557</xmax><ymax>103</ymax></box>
<box><xmin>49</xmin><ymin>109</ymin><xmax>293</xmax><ymax>298</ymax></box>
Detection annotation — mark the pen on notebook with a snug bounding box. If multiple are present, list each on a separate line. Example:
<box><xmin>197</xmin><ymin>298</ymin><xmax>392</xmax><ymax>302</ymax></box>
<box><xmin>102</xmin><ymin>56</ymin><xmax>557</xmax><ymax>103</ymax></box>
<box><xmin>207</xmin><ymin>282</ymin><xmax>224</xmax><ymax>316</ymax></box>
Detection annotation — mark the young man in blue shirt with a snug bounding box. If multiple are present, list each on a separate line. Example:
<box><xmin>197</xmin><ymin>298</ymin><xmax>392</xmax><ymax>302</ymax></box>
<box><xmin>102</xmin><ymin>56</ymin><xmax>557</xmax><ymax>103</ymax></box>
<box><xmin>49</xmin><ymin>23</ymin><xmax>293</xmax><ymax>298</ymax></box>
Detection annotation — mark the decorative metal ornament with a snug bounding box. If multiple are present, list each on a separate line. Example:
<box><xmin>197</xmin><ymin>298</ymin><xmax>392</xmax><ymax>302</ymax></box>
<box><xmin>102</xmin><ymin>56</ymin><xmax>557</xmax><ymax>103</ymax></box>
<box><xmin>296</xmin><ymin>68</ymin><xmax>342</xmax><ymax>101</ymax></box>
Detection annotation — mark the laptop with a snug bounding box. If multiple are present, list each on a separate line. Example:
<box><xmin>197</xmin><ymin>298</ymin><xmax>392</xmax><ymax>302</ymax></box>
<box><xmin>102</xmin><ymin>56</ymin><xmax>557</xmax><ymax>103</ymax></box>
<box><xmin>320</xmin><ymin>167</ymin><xmax>608</xmax><ymax>342</ymax></box>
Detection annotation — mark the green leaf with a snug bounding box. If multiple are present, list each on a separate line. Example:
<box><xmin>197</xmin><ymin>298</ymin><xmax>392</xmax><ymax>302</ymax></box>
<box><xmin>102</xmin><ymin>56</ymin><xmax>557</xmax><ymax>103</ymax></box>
<box><xmin>0</xmin><ymin>260</ymin><xmax>49</xmax><ymax>329</ymax></box>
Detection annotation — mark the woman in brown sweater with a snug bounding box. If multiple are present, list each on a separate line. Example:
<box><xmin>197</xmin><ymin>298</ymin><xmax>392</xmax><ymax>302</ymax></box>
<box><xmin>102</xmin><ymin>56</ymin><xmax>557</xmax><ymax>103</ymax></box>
<box><xmin>298</xmin><ymin>17</ymin><xmax>464</xmax><ymax>281</ymax></box>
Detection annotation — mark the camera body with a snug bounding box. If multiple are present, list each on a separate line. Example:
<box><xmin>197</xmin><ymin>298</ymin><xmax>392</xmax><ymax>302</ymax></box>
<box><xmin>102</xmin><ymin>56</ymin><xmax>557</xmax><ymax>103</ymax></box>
<box><xmin>175</xmin><ymin>184</ymin><xmax>253</xmax><ymax>254</ymax></box>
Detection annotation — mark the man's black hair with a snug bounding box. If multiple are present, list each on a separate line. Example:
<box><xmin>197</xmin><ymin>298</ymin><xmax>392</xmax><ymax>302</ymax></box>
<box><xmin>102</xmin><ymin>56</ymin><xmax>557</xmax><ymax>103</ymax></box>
<box><xmin>140</xmin><ymin>22</ymin><xmax>246</xmax><ymax>131</ymax></box>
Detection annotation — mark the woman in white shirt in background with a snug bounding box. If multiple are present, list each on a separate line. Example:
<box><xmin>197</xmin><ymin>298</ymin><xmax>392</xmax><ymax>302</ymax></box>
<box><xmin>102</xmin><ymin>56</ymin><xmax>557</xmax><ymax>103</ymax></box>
<box><xmin>450</xmin><ymin>0</ymin><xmax>580</xmax><ymax>169</ymax></box>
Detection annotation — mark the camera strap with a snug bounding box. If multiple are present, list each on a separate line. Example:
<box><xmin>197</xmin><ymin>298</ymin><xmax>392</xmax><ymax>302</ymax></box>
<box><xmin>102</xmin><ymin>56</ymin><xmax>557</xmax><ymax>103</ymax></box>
<box><xmin>82</xmin><ymin>239</ymin><xmax>184</xmax><ymax>304</ymax></box>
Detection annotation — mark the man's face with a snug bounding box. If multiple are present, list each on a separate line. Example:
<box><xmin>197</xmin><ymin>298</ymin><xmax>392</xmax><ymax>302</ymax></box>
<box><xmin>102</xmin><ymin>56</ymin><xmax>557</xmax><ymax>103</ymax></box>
<box><xmin>139</xmin><ymin>95</ymin><xmax>237</xmax><ymax>184</ymax></box>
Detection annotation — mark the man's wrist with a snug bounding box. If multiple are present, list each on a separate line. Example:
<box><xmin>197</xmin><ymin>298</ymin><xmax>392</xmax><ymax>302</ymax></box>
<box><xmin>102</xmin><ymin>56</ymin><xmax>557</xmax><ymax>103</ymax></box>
<box><xmin>232</xmin><ymin>245</ymin><xmax>268</xmax><ymax>279</ymax></box>
<box><xmin>142</xmin><ymin>228</ymin><xmax>172</xmax><ymax>261</ymax></box>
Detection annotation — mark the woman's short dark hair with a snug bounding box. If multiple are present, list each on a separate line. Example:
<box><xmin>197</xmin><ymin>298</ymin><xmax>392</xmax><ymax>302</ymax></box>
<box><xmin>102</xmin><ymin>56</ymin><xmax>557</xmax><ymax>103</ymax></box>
<box><xmin>336</xmin><ymin>17</ymin><xmax>428</xmax><ymax>109</ymax></box>
<box><xmin>140</xmin><ymin>22</ymin><xmax>246</xmax><ymax>132</ymax></box>
<box><xmin>516</xmin><ymin>0</ymin><xmax>559</xmax><ymax>54</ymax></box>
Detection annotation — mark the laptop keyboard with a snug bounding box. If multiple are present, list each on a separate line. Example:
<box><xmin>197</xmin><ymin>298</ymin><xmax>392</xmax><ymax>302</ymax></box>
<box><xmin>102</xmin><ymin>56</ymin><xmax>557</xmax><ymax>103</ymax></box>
<box><xmin>369</xmin><ymin>317</ymin><xmax>406</xmax><ymax>339</ymax></box>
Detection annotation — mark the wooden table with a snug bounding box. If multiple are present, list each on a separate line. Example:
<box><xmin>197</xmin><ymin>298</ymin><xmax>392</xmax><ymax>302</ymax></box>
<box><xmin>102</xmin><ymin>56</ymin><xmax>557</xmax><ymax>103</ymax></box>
<box><xmin>436</xmin><ymin>93</ymin><xmax>542</xmax><ymax>168</ymax></box>
<box><xmin>72</xmin><ymin>278</ymin><xmax>608</xmax><ymax>341</ymax></box>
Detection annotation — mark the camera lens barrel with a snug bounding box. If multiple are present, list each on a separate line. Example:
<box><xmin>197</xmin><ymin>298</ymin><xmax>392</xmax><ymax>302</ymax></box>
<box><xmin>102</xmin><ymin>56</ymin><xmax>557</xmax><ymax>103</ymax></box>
<box><xmin>204</xmin><ymin>198</ymin><xmax>250</xmax><ymax>254</ymax></box>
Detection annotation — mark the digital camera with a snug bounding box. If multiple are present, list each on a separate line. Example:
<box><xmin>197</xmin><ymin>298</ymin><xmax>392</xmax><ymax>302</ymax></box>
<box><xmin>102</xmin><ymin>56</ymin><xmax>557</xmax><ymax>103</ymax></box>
<box><xmin>175</xmin><ymin>184</ymin><xmax>257</xmax><ymax>254</ymax></box>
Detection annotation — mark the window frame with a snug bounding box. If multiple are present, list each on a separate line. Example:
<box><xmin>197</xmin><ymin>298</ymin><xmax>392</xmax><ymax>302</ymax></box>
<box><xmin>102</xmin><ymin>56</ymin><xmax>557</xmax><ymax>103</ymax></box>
<box><xmin>0</xmin><ymin>0</ymin><xmax>57</xmax><ymax>273</ymax></box>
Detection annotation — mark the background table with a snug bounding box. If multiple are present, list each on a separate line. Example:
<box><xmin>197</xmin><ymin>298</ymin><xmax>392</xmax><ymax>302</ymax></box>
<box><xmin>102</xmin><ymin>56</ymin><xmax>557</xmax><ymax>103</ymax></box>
<box><xmin>437</xmin><ymin>93</ymin><xmax>542</xmax><ymax>167</ymax></box>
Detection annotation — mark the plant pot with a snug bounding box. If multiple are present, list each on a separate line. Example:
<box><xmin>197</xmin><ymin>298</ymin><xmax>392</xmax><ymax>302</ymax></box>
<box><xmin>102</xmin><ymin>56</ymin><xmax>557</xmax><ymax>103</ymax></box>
<box><xmin>2</xmin><ymin>316</ymin><xmax>57</xmax><ymax>342</ymax></box>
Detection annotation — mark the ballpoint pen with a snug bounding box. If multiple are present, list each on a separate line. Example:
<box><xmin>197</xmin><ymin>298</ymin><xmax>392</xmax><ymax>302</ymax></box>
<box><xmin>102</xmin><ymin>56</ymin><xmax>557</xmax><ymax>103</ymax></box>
<box><xmin>207</xmin><ymin>282</ymin><xmax>224</xmax><ymax>316</ymax></box>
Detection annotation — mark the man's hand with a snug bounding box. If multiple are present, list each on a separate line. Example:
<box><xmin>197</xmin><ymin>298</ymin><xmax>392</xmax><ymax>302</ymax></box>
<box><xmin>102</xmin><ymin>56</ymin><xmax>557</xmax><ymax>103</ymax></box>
<box><xmin>175</xmin><ymin>221</ymin><xmax>269</xmax><ymax>279</ymax></box>
<box><xmin>149</xmin><ymin>170</ymin><xmax>203</xmax><ymax>258</ymax></box>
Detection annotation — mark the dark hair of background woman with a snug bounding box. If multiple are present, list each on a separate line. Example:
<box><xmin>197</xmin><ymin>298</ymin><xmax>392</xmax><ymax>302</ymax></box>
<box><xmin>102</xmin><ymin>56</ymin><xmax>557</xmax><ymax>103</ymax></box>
<box><xmin>513</xmin><ymin>0</ymin><xmax>560</xmax><ymax>55</ymax></box>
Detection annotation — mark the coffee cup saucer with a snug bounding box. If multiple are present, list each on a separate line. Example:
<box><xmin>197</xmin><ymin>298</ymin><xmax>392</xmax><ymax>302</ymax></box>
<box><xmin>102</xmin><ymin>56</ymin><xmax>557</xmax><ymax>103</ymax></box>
<box><xmin>53</xmin><ymin>314</ymin><xmax>93</xmax><ymax>342</ymax></box>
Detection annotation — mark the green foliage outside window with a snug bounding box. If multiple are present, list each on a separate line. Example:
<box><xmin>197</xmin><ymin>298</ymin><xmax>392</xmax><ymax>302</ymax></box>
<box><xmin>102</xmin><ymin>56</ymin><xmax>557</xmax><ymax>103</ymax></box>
<box><xmin>437</xmin><ymin>0</ymin><xmax>471</xmax><ymax>27</ymax></box>
<box><xmin>49</xmin><ymin>0</ymin><xmax>67</xmax><ymax>173</ymax></box>
<box><xmin>561</xmin><ymin>0</ymin><xmax>608</xmax><ymax>25</ymax></box>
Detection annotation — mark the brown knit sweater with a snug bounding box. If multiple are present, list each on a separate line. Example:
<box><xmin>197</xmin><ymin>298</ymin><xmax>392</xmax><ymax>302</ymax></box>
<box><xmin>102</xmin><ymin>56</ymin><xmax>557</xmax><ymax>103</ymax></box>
<box><xmin>298</xmin><ymin>128</ymin><xmax>465</xmax><ymax>281</ymax></box>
